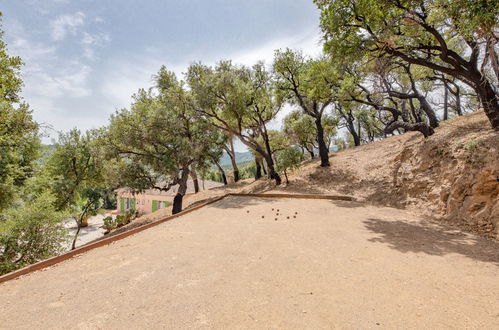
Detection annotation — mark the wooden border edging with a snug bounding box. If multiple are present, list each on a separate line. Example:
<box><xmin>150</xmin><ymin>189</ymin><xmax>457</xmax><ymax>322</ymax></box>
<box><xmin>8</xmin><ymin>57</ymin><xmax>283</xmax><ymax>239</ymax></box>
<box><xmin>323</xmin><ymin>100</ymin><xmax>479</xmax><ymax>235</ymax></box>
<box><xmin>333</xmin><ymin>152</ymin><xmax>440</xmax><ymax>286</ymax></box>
<box><xmin>0</xmin><ymin>192</ymin><xmax>355</xmax><ymax>284</ymax></box>
<box><xmin>228</xmin><ymin>193</ymin><xmax>355</xmax><ymax>201</ymax></box>
<box><xmin>0</xmin><ymin>194</ymin><xmax>228</xmax><ymax>284</ymax></box>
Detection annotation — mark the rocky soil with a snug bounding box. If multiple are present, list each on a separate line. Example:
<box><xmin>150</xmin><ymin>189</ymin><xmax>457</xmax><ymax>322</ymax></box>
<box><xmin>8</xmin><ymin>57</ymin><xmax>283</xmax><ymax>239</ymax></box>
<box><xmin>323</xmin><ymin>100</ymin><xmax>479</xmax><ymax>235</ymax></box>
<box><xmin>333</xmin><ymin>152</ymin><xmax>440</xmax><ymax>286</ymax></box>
<box><xmin>282</xmin><ymin>111</ymin><xmax>499</xmax><ymax>239</ymax></box>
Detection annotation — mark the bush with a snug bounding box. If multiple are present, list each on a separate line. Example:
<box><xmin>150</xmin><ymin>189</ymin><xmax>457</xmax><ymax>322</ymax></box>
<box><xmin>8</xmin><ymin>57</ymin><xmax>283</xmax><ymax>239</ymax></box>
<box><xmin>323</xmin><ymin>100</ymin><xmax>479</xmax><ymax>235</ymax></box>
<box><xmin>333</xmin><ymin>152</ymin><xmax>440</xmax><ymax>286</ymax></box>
<box><xmin>103</xmin><ymin>209</ymin><xmax>139</xmax><ymax>233</ymax></box>
<box><xmin>0</xmin><ymin>192</ymin><xmax>68</xmax><ymax>275</ymax></box>
<box><xmin>102</xmin><ymin>216</ymin><xmax>117</xmax><ymax>232</ymax></box>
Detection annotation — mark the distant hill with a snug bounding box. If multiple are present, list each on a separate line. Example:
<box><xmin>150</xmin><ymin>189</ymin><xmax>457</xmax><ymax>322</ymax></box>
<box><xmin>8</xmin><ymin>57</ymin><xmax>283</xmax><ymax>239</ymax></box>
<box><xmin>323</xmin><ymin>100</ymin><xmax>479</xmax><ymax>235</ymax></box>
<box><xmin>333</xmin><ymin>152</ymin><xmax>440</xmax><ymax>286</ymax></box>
<box><xmin>219</xmin><ymin>151</ymin><xmax>253</xmax><ymax>167</ymax></box>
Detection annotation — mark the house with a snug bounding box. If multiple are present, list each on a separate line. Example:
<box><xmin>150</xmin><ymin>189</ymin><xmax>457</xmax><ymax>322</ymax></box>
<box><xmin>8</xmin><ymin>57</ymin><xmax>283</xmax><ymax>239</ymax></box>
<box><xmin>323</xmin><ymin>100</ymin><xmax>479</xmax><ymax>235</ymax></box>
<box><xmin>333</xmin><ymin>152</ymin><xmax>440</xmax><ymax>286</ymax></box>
<box><xmin>115</xmin><ymin>180</ymin><xmax>224</xmax><ymax>214</ymax></box>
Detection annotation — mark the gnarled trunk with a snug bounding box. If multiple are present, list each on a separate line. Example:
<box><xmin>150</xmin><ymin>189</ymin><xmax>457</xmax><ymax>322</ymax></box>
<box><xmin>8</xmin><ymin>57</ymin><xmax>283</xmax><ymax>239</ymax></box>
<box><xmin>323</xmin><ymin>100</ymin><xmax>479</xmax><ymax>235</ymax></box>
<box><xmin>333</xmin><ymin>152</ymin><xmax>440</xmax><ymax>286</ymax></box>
<box><xmin>71</xmin><ymin>218</ymin><xmax>82</xmax><ymax>251</ymax></box>
<box><xmin>226</xmin><ymin>138</ymin><xmax>240</xmax><ymax>182</ymax></box>
<box><xmin>172</xmin><ymin>167</ymin><xmax>190</xmax><ymax>215</ymax></box>
<box><xmin>265</xmin><ymin>157</ymin><xmax>281</xmax><ymax>185</ymax></box>
<box><xmin>315</xmin><ymin>117</ymin><xmax>330</xmax><ymax>167</ymax></box>
<box><xmin>476</xmin><ymin>79</ymin><xmax>499</xmax><ymax>130</ymax></box>
<box><xmin>255</xmin><ymin>159</ymin><xmax>262</xmax><ymax>180</ymax></box>
<box><xmin>261</xmin><ymin>126</ymin><xmax>282</xmax><ymax>185</ymax></box>
<box><xmin>443</xmin><ymin>80</ymin><xmax>449</xmax><ymax>121</ymax></box>
<box><xmin>212</xmin><ymin>158</ymin><xmax>228</xmax><ymax>185</ymax></box>
<box><xmin>418</xmin><ymin>96</ymin><xmax>439</xmax><ymax>128</ymax></box>
<box><xmin>305</xmin><ymin>145</ymin><xmax>315</xmax><ymax>159</ymax></box>
<box><xmin>385</xmin><ymin>121</ymin><xmax>434</xmax><ymax>138</ymax></box>
<box><xmin>191</xmin><ymin>169</ymin><xmax>199</xmax><ymax>193</ymax></box>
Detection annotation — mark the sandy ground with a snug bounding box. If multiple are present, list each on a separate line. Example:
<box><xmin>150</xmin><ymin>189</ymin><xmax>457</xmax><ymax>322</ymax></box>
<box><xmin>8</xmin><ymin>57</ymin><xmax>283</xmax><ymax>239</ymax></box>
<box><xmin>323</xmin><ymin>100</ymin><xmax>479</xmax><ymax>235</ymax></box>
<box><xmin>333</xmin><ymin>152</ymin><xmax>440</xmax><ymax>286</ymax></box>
<box><xmin>1</xmin><ymin>196</ymin><xmax>498</xmax><ymax>329</ymax></box>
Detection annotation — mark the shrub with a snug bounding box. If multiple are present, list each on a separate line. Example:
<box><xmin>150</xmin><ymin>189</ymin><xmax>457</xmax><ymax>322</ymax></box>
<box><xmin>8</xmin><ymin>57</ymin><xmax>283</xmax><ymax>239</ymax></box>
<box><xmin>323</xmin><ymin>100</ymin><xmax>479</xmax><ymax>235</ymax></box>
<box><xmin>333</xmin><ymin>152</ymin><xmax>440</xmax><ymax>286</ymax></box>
<box><xmin>102</xmin><ymin>216</ymin><xmax>117</xmax><ymax>232</ymax></box>
<box><xmin>0</xmin><ymin>192</ymin><xmax>68</xmax><ymax>275</ymax></box>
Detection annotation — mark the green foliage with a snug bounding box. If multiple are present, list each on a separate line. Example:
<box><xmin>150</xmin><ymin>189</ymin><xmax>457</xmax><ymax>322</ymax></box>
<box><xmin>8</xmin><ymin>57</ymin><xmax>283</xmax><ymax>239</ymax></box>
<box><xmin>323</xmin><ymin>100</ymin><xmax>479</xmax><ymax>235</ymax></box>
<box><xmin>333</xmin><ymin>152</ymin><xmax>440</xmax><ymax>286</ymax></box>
<box><xmin>103</xmin><ymin>209</ymin><xmax>139</xmax><ymax>233</ymax></box>
<box><xmin>273</xmin><ymin>48</ymin><xmax>338</xmax><ymax>108</ymax></box>
<box><xmin>0</xmin><ymin>20</ymin><xmax>40</xmax><ymax>211</ymax></box>
<box><xmin>0</xmin><ymin>192</ymin><xmax>68</xmax><ymax>275</ymax></box>
<box><xmin>0</xmin><ymin>17</ymin><xmax>23</xmax><ymax>103</ymax></box>
<box><xmin>203</xmin><ymin>168</ymin><xmax>225</xmax><ymax>183</ymax></box>
<box><xmin>283</xmin><ymin>110</ymin><xmax>316</xmax><ymax>154</ymax></box>
<box><xmin>462</xmin><ymin>139</ymin><xmax>483</xmax><ymax>152</ymax></box>
<box><xmin>46</xmin><ymin>129</ymin><xmax>105</xmax><ymax>214</ymax></box>
<box><xmin>239</xmin><ymin>161</ymin><xmax>257</xmax><ymax>179</ymax></box>
<box><xmin>104</xmin><ymin>67</ymin><xmax>225</xmax><ymax>212</ymax></box>
<box><xmin>102</xmin><ymin>216</ymin><xmax>116</xmax><ymax>232</ymax></box>
<box><xmin>275</xmin><ymin>146</ymin><xmax>304</xmax><ymax>183</ymax></box>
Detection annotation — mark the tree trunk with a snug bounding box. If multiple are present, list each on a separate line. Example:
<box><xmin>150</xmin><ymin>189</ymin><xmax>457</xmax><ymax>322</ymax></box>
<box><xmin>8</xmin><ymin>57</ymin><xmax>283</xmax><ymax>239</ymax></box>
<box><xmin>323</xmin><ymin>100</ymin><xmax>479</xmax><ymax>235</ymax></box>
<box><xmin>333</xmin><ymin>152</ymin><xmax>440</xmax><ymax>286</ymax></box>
<box><xmin>172</xmin><ymin>168</ymin><xmax>190</xmax><ymax>214</ymax></box>
<box><xmin>213</xmin><ymin>159</ymin><xmax>228</xmax><ymax>185</ymax></box>
<box><xmin>476</xmin><ymin>79</ymin><xmax>499</xmax><ymax>130</ymax></box>
<box><xmin>454</xmin><ymin>87</ymin><xmax>462</xmax><ymax>116</ymax></box>
<box><xmin>191</xmin><ymin>169</ymin><xmax>199</xmax><ymax>193</ymax></box>
<box><xmin>284</xmin><ymin>169</ymin><xmax>289</xmax><ymax>184</ymax></box>
<box><xmin>71</xmin><ymin>218</ymin><xmax>82</xmax><ymax>250</ymax></box>
<box><xmin>264</xmin><ymin>153</ymin><xmax>282</xmax><ymax>185</ymax></box>
<box><xmin>261</xmin><ymin>128</ymin><xmax>282</xmax><ymax>185</ymax></box>
<box><xmin>305</xmin><ymin>146</ymin><xmax>314</xmax><ymax>159</ymax></box>
<box><xmin>255</xmin><ymin>159</ymin><xmax>262</xmax><ymax>180</ymax></box>
<box><xmin>443</xmin><ymin>80</ymin><xmax>449</xmax><ymax>120</ymax></box>
<box><xmin>261</xmin><ymin>161</ymin><xmax>267</xmax><ymax>175</ymax></box>
<box><xmin>314</xmin><ymin>117</ymin><xmax>330</xmax><ymax>167</ymax></box>
<box><xmin>418</xmin><ymin>96</ymin><xmax>439</xmax><ymax>128</ymax></box>
<box><xmin>227</xmin><ymin>139</ymin><xmax>240</xmax><ymax>182</ymax></box>
<box><xmin>385</xmin><ymin>121</ymin><xmax>434</xmax><ymax>138</ymax></box>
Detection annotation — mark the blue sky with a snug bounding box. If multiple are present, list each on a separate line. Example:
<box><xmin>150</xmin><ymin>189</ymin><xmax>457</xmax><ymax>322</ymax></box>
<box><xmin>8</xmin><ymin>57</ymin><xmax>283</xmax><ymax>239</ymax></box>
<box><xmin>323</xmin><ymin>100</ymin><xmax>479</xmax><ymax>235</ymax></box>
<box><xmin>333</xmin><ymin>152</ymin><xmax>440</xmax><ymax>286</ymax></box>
<box><xmin>2</xmin><ymin>0</ymin><xmax>322</xmax><ymax>150</ymax></box>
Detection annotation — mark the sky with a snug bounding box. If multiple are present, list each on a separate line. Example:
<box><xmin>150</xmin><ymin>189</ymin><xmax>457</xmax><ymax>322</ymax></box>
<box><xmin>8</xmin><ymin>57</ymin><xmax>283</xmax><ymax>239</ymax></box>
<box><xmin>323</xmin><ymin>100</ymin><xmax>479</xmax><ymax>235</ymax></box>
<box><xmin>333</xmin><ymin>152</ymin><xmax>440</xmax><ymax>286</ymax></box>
<box><xmin>2</xmin><ymin>0</ymin><xmax>323</xmax><ymax>151</ymax></box>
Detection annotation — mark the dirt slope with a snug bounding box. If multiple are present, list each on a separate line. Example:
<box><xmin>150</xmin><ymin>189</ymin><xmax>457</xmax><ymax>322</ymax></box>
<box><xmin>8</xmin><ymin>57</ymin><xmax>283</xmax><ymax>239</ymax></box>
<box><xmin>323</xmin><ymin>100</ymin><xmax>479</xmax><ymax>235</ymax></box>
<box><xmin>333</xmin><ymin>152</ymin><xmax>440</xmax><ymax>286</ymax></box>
<box><xmin>281</xmin><ymin>111</ymin><xmax>498</xmax><ymax>239</ymax></box>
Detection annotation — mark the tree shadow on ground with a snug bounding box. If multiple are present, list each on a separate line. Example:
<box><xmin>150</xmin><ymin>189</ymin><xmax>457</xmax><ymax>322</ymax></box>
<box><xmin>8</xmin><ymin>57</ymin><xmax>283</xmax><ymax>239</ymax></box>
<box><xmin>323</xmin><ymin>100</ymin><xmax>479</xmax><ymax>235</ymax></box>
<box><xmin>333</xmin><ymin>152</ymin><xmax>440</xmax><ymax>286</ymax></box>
<box><xmin>328</xmin><ymin>200</ymin><xmax>366</xmax><ymax>209</ymax></box>
<box><xmin>209</xmin><ymin>196</ymin><xmax>266</xmax><ymax>210</ymax></box>
<box><xmin>363</xmin><ymin>218</ymin><xmax>499</xmax><ymax>265</ymax></box>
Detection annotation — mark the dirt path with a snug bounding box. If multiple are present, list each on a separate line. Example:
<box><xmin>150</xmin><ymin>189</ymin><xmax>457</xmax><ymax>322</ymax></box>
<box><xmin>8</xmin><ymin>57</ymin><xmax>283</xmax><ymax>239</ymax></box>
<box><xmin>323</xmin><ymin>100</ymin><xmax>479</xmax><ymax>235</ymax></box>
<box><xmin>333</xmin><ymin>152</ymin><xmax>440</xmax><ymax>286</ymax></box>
<box><xmin>1</xmin><ymin>196</ymin><xmax>498</xmax><ymax>329</ymax></box>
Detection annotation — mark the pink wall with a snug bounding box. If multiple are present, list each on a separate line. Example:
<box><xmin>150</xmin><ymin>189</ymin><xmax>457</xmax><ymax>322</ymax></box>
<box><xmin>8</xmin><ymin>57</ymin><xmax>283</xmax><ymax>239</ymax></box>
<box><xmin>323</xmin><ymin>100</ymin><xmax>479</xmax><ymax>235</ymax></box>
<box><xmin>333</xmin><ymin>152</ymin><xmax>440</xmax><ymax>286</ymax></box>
<box><xmin>117</xmin><ymin>192</ymin><xmax>173</xmax><ymax>215</ymax></box>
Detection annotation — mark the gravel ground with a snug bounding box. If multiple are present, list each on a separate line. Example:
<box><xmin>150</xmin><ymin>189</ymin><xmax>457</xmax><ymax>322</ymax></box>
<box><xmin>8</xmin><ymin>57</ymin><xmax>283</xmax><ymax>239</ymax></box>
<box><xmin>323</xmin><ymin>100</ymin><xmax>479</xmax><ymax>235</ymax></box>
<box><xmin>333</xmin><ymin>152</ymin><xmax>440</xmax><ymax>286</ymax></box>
<box><xmin>1</xmin><ymin>196</ymin><xmax>498</xmax><ymax>329</ymax></box>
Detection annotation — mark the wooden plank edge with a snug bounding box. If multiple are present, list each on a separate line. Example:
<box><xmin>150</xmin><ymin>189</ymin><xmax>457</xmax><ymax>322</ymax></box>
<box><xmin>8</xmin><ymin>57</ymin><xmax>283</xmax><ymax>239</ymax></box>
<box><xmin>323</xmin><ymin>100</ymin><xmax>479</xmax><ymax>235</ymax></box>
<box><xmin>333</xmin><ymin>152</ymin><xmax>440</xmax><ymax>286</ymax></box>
<box><xmin>228</xmin><ymin>193</ymin><xmax>355</xmax><ymax>201</ymax></box>
<box><xmin>0</xmin><ymin>194</ymin><xmax>229</xmax><ymax>285</ymax></box>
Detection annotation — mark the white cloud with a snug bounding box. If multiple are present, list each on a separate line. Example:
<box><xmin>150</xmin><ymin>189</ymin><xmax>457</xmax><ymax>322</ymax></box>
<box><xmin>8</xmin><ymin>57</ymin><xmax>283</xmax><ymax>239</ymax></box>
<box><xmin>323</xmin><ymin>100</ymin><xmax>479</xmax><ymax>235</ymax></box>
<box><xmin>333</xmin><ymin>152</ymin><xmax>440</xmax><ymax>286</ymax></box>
<box><xmin>81</xmin><ymin>32</ymin><xmax>111</xmax><ymax>60</ymax></box>
<box><xmin>31</xmin><ymin>63</ymin><xmax>92</xmax><ymax>98</ymax></box>
<box><xmin>50</xmin><ymin>11</ymin><xmax>85</xmax><ymax>41</ymax></box>
<box><xmin>231</xmin><ymin>28</ymin><xmax>323</xmax><ymax>67</ymax></box>
<box><xmin>101</xmin><ymin>56</ymin><xmax>184</xmax><ymax>110</ymax></box>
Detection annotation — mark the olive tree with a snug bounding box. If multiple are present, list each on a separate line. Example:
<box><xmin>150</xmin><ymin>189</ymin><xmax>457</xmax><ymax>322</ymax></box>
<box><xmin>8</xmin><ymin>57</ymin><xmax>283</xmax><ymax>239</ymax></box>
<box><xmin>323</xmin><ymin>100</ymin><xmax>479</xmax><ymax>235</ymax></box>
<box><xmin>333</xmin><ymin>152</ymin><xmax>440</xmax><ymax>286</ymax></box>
<box><xmin>0</xmin><ymin>21</ymin><xmax>40</xmax><ymax>211</ymax></box>
<box><xmin>187</xmin><ymin>61</ymin><xmax>283</xmax><ymax>184</ymax></box>
<box><xmin>273</xmin><ymin>49</ymin><xmax>339</xmax><ymax>166</ymax></box>
<box><xmin>105</xmin><ymin>67</ymin><xmax>222</xmax><ymax>214</ymax></box>
<box><xmin>315</xmin><ymin>0</ymin><xmax>499</xmax><ymax>129</ymax></box>
<box><xmin>46</xmin><ymin>129</ymin><xmax>105</xmax><ymax>250</ymax></box>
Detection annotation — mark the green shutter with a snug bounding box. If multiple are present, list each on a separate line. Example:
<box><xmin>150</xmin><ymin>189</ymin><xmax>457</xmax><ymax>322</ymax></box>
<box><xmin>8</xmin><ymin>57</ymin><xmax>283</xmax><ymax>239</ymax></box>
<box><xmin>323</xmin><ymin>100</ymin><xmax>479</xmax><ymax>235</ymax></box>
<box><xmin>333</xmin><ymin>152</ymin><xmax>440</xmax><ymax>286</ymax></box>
<box><xmin>152</xmin><ymin>200</ymin><xmax>157</xmax><ymax>212</ymax></box>
<box><xmin>131</xmin><ymin>198</ymin><xmax>136</xmax><ymax>210</ymax></box>
<box><xmin>120</xmin><ymin>198</ymin><xmax>125</xmax><ymax>212</ymax></box>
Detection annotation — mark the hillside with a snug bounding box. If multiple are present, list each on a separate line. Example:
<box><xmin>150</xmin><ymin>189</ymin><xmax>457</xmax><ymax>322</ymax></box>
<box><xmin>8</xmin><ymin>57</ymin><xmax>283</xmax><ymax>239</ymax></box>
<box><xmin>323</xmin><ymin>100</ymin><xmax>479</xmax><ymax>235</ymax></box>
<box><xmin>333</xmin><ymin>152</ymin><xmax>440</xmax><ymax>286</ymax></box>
<box><xmin>278</xmin><ymin>111</ymin><xmax>498</xmax><ymax>239</ymax></box>
<box><xmin>218</xmin><ymin>151</ymin><xmax>254</xmax><ymax>167</ymax></box>
<box><xmin>117</xmin><ymin>111</ymin><xmax>498</xmax><ymax>241</ymax></box>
